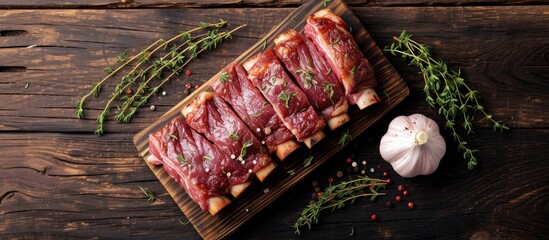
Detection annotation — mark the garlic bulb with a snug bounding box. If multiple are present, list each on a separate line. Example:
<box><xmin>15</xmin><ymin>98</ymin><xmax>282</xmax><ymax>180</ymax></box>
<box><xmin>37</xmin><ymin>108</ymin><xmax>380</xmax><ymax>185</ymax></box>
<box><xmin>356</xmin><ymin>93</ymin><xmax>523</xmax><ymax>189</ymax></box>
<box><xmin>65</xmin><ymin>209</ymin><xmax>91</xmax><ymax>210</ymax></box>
<box><xmin>379</xmin><ymin>114</ymin><xmax>446</xmax><ymax>178</ymax></box>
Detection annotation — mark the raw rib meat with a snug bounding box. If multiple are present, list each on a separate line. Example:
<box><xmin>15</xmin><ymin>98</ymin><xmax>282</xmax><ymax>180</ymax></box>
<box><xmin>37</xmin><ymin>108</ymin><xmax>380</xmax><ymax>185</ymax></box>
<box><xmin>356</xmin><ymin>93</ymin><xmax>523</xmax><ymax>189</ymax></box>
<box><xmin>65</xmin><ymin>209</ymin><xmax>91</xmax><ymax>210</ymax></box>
<box><xmin>211</xmin><ymin>62</ymin><xmax>299</xmax><ymax>160</ymax></box>
<box><xmin>182</xmin><ymin>92</ymin><xmax>276</xmax><ymax>183</ymax></box>
<box><xmin>243</xmin><ymin>49</ymin><xmax>326</xmax><ymax>148</ymax></box>
<box><xmin>304</xmin><ymin>8</ymin><xmax>381</xmax><ymax>109</ymax></box>
<box><xmin>274</xmin><ymin>29</ymin><xmax>350</xmax><ymax>130</ymax></box>
<box><xmin>147</xmin><ymin>117</ymin><xmax>237</xmax><ymax>215</ymax></box>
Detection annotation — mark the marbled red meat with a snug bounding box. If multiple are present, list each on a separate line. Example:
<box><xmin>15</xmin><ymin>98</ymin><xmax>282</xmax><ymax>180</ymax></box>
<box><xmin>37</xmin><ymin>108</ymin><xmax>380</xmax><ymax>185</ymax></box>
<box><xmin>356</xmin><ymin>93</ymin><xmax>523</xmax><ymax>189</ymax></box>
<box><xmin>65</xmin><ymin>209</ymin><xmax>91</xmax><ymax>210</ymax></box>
<box><xmin>183</xmin><ymin>92</ymin><xmax>276</xmax><ymax>182</ymax></box>
<box><xmin>274</xmin><ymin>29</ymin><xmax>350</xmax><ymax>130</ymax></box>
<box><xmin>147</xmin><ymin>117</ymin><xmax>234</xmax><ymax>215</ymax></box>
<box><xmin>243</xmin><ymin>49</ymin><xmax>326</xmax><ymax>148</ymax></box>
<box><xmin>211</xmin><ymin>63</ymin><xmax>299</xmax><ymax>160</ymax></box>
<box><xmin>304</xmin><ymin>9</ymin><xmax>380</xmax><ymax>109</ymax></box>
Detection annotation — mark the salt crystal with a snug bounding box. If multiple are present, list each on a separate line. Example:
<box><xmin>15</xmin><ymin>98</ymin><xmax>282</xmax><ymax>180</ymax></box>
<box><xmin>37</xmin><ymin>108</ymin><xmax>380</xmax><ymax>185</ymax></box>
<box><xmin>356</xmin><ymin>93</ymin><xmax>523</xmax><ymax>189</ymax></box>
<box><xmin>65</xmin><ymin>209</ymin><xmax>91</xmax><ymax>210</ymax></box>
<box><xmin>162</xmin><ymin>91</ymin><xmax>166</xmax><ymax>96</ymax></box>
<box><xmin>370</xmin><ymin>168</ymin><xmax>375</xmax><ymax>173</ymax></box>
<box><xmin>263</xmin><ymin>188</ymin><xmax>270</xmax><ymax>194</ymax></box>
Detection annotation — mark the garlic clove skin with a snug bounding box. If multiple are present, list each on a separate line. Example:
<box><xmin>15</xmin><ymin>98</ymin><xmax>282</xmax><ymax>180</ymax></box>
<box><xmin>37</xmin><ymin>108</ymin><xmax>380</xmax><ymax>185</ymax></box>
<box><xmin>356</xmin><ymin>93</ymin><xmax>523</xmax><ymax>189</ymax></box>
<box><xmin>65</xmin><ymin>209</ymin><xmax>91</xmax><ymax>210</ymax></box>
<box><xmin>379</xmin><ymin>114</ymin><xmax>446</xmax><ymax>178</ymax></box>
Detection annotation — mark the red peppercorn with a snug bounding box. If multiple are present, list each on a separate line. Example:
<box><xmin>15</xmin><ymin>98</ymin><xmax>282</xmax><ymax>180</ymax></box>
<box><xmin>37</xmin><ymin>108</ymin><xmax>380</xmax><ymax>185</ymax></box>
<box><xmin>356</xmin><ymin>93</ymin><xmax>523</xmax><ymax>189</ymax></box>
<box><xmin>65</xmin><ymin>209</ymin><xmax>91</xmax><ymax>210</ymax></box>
<box><xmin>126</xmin><ymin>88</ymin><xmax>133</xmax><ymax>95</ymax></box>
<box><xmin>371</xmin><ymin>214</ymin><xmax>377</xmax><ymax>221</ymax></box>
<box><xmin>396</xmin><ymin>195</ymin><xmax>402</xmax><ymax>202</ymax></box>
<box><xmin>317</xmin><ymin>192</ymin><xmax>323</xmax><ymax>196</ymax></box>
<box><xmin>408</xmin><ymin>201</ymin><xmax>414</xmax><ymax>209</ymax></box>
<box><xmin>369</xmin><ymin>185</ymin><xmax>375</xmax><ymax>189</ymax></box>
<box><xmin>185</xmin><ymin>70</ymin><xmax>192</xmax><ymax>76</ymax></box>
<box><xmin>194</xmin><ymin>85</ymin><xmax>199</xmax><ymax>90</ymax></box>
<box><xmin>346</xmin><ymin>157</ymin><xmax>352</xmax><ymax>164</ymax></box>
<box><xmin>185</xmin><ymin>83</ymin><xmax>191</xmax><ymax>89</ymax></box>
<box><xmin>386</xmin><ymin>178</ymin><xmax>392</xmax><ymax>184</ymax></box>
<box><xmin>398</xmin><ymin>185</ymin><xmax>405</xmax><ymax>192</ymax></box>
<box><xmin>328</xmin><ymin>177</ymin><xmax>334</xmax><ymax>183</ymax></box>
<box><xmin>383</xmin><ymin>171</ymin><xmax>388</xmax><ymax>177</ymax></box>
<box><xmin>376</xmin><ymin>164</ymin><xmax>381</xmax><ymax>169</ymax></box>
<box><xmin>403</xmin><ymin>190</ymin><xmax>409</xmax><ymax>196</ymax></box>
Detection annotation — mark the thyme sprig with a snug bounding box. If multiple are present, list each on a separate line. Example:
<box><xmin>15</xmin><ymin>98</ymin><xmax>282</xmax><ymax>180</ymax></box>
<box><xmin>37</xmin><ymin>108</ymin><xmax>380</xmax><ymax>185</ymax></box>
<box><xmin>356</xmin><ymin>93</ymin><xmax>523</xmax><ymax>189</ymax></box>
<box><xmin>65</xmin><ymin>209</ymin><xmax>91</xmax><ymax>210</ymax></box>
<box><xmin>336</xmin><ymin>129</ymin><xmax>352</xmax><ymax>146</ymax></box>
<box><xmin>239</xmin><ymin>140</ymin><xmax>253</xmax><ymax>159</ymax></box>
<box><xmin>384</xmin><ymin>30</ymin><xmax>508</xmax><ymax>169</ymax></box>
<box><xmin>293</xmin><ymin>176</ymin><xmax>387</xmax><ymax>235</ymax></box>
<box><xmin>138</xmin><ymin>186</ymin><xmax>160</xmax><ymax>203</ymax></box>
<box><xmin>75</xmin><ymin>20</ymin><xmax>246</xmax><ymax>135</ymax></box>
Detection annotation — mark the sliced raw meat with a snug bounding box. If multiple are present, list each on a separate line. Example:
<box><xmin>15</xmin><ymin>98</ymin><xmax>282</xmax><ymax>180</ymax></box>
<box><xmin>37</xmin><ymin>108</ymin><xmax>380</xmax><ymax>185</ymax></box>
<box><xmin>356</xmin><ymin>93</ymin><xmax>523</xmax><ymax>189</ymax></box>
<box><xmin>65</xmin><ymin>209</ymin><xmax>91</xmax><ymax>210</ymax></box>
<box><xmin>304</xmin><ymin>8</ymin><xmax>381</xmax><ymax>109</ymax></box>
<box><xmin>243</xmin><ymin>49</ymin><xmax>326</xmax><ymax>148</ymax></box>
<box><xmin>211</xmin><ymin>62</ymin><xmax>299</xmax><ymax>160</ymax></box>
<box><xmin>147</xmin><ymin>117</ymin><xmax>236</xmax><ymax>215</ymax></box>
<box><xmin>274</xmin><ymin>29</ymin><xmax>350</xmax><ymax>130</ymax></box>
<box><xmin>182</xmin><ymin>92</ymin><xmax>276</xmax><ymax>183</ymax></box>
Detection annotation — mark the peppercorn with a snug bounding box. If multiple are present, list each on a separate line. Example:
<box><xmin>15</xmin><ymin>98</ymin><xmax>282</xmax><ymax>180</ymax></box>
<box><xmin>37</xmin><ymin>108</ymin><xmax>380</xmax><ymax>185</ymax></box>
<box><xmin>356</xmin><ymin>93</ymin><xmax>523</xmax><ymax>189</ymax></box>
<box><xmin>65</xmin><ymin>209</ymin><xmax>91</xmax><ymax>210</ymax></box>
<box><xmin>353</xmin><ymin>167</ymin><xmax>359</xmax><ymax>172</ymax></box>
<box><xmin>194</xmin><ymin>85</ymin><xmax>199</xmax><ymax>89</ymax></box>
<box><xmin>396</xmin><ymin>195</ymin><xmax>402</xmax><ymax>202</ymax></box>
<box><xmin>185</xmin><ymin>83</ymin><xmax>191</xmax><ymax>89</ymax></box>
<box><xmin>403</xmin><ymin>190</ymin><xmax>409</xmax><ymax>196</ymax></box>
<box><xmin>386</xmin><ymin>178</ymin><xmax>392</xmax><ymax>184</ymax></box>
<box><xmin>408</xmin><ymin>201</ymin><xmax>414</xmax><ymax>209</ymax></box>
<box><xmin>126</xmin><ymin>88</ymin><xmax>133</xmax><ymax>95</ymax></box>
<box><xmin>346</xmin><ymin>157</ymin><xmax>352</xmax><ymax>164</ymax></box>
<box><xmin>309</xmin><ymin>199</ymin><xmax>316</xmax><ymax>205</ymax></box>
<box><xmin>336</xmin><ymin>170</ymin><xmax>343</xmax><ymax>178</ymax></box>
<box><xmin>371</xmin><ymin>214</ymin><xmax>377</xmax><ymax>221</ymax></box>
<box><xmin>328</xmin><ymin>177</ymin><xmax>334</xmax><ymax>183</ymax></box>
<box><xmin>317</xmin><ymin>191</ymin><xmax>323</xmax><ymax>196</ymax></box>
<box><xmin>383</xmin><ymin>171</ymin><xmax>388</xmax><ymax>177</ymax></box>
<box><xmin>351</xmin><ymin>161</ymin><xmax>358</xmax><ymax>167</ymax></box>
<box><xmin>386</xmin><ymin>201</ymin><xmax>393</xmax><ymax>208</ymax></box>
<box><xmin>398</xmin><ymin>185</ymin><xmax>405</xmax><ymax>192</ymax></box>
<box><xmin>360</xmin><ymin>169</ymin><xmax>366</xmax><ymax>175</ymax></box>
<box><xmin>311</xmin><ymin>192</ymin><xmax>318</xmax><ymax>200</ymax></box>
<box><xmin>311</xmin><ymin>180</ymin><xmax>319</xmax><ymax>188</ymax></box>
<box><xmin>185</xmin><ymin>70</ymin><xmax>192</xmax><ymax>76</ymax></box>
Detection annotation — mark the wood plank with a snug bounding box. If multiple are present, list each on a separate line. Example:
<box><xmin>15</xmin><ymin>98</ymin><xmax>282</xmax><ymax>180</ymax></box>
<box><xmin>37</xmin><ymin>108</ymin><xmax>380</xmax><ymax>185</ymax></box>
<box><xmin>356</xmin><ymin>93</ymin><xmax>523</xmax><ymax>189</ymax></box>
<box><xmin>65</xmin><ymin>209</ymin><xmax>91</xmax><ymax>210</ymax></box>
<box><xmin>0</xmin><ymin>0</ymin><xmax>542</xmax><ymax>8</ymax></box>
<box><xmin>1</xmin><ymin>127</ymin><xmax>546</xmax><ymax>239</ymax></box>
<box><xmin>0</xmin><ymin>6</ymin><xmax>547</xmax><ymax>134</ymax></box>
<box><xmin>131</xmin><ymin>0</ymin><xmax>409</xmax><ymax>238</ymax></box>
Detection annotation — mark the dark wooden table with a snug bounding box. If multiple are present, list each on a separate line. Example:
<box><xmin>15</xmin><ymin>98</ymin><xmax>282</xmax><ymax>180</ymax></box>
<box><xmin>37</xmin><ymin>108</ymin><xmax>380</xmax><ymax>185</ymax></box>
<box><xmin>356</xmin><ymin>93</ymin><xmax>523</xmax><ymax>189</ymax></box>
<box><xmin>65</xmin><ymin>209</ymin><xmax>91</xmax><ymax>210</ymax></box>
<box><xmin>1</xmin><ymin>0</ymin><xmax>547</xmax><ymax>239</ymax></box>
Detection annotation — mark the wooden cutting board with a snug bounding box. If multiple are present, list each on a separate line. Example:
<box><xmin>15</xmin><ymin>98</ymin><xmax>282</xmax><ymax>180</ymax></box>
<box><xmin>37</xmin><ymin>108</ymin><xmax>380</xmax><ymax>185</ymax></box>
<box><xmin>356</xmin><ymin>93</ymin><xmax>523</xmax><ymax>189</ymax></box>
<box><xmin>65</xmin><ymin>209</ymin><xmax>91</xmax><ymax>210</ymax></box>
<box><xmin>133</xmin><ymin>0</ymin><xmax>409</xmax><ymax>239</ymax></box>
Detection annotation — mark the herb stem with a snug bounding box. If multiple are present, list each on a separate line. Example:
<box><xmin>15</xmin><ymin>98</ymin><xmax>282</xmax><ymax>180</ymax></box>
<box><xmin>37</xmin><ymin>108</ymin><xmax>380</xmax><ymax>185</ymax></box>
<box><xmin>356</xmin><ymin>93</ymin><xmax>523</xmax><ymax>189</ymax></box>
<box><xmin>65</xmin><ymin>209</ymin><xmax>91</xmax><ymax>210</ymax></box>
<box><xmin>384</xmin><ymin>31</ymin><xmax>508</xmax><ymax>169</ymax></box>
<box><xmin>293</xmin><ymin>176</ymin><xmax>386</xmax><ymax>235</ymax></box>
<box><xmin>116</xmin><ymin>25</ymin><xmax>245</xmax><ymax>120</ymax></box>
<box><xmin>77</xmin><ymin>19</ymin><xmax>245</xmax><ymax>134</ymax></box>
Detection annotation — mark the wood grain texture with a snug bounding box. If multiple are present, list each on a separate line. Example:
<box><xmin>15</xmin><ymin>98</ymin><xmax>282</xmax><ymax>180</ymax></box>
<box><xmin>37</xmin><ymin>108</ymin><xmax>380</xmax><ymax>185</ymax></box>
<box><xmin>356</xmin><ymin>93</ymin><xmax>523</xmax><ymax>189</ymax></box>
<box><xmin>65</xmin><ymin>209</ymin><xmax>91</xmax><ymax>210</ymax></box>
<box><xmin>1</xmin><ymin>129</ymin><xmax>547</xmax><ymax>239</ymax></box>
<box><xmin>0</xmin><ymin>0</ymin><xmax>544</xmax><ymax>8</ymax></box>
<box><xmin>132</xmin><ymin>1</ymin><xmax>408</xmax><ymax>238</ymax></box>
<box><xmin>0</xmin><ymin>3</ymin><xmax>548</xmax><ymax>240</ymax></box>
<box><xmin>0</xmin><ymin>6</ymin><xmax>547</xmax><ymax>134</ymax></box>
